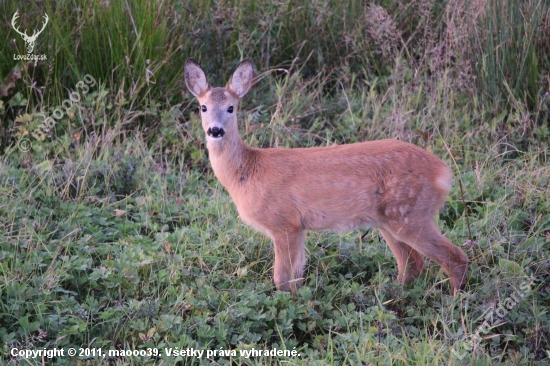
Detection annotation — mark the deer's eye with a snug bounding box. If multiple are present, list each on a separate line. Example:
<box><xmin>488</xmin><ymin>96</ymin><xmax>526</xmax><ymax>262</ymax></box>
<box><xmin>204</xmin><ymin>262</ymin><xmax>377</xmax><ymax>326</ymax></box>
<box><xmin>201</xmin><ymin>105</ymin><xmax>207</xmax><ymax>112</ymax></box>
<box><xmin>227</xmin><ymin>106</ymin><xmax>234</xmax><ymax>113</ymax></box>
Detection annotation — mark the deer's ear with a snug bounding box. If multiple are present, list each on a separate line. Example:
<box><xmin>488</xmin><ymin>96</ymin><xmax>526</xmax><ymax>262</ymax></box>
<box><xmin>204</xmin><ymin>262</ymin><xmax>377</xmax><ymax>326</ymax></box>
<box><xmin>228</xmin><ymin>59</ymin><xmax>255</xmax><ymax>98</ymax></box>
<box><xmin>184</xmin><ymin>58</ymin><xmax>210</xmax><ymax>97</ymax></box>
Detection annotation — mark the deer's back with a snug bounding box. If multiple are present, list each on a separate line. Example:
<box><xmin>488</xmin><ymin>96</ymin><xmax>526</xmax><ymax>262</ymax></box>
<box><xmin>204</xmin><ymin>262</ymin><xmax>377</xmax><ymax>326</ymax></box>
<box><xmin>230</xmin><ymin>139</ymin><xmax>452</xmax><ymax>232</ymax></box>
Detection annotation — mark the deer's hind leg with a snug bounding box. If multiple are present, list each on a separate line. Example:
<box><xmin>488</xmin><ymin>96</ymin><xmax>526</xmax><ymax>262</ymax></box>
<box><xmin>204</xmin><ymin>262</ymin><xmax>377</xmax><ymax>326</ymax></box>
<box><xmin>386</xmin><ymin>222</ymin><xmax>468</xmax><ymax>294</ymax></box>
<box><xmin>379</xmin><ymin>228</ymin><xmax>425</xmax><ymax>284</ymax></box>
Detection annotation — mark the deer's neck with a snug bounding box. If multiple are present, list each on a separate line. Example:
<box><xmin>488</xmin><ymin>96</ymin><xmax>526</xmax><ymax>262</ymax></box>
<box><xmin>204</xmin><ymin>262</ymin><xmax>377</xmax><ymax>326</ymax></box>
<box><xmin>207</xmin><ymin>132</ymin><xmax>258</xmax><ymax>191</ymax></box>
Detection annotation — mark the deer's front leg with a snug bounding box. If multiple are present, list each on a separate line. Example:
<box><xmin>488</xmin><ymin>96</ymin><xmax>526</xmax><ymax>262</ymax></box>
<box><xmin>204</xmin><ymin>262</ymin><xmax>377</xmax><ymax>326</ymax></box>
<box><xmin>271</xmin><ymin>229</ymin><xmax>306</xmax><ymax>293</ymax></box>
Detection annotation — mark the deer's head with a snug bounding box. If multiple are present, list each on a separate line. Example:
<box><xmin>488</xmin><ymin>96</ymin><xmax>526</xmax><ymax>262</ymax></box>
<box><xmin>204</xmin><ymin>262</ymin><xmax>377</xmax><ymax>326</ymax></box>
<box><xmin>184</xmin><ymin>58</ymin><xmax>254</xmax><ymax>145</ymax></box>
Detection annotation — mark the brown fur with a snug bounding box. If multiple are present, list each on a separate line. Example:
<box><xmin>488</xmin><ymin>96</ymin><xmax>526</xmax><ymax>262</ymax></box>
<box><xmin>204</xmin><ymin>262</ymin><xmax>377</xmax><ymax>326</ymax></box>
<box><xmin>184</xmin><ymin>58</ymin><xmax>468</xmax><ymax>295</ymax></box>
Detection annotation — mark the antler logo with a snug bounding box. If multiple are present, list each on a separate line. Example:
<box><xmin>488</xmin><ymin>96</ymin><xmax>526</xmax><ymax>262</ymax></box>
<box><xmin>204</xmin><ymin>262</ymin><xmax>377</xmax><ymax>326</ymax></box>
<box><xmin>11</xmin><ymin>11</ymin><xmax>49</xmax><ymax>54</ymax></box>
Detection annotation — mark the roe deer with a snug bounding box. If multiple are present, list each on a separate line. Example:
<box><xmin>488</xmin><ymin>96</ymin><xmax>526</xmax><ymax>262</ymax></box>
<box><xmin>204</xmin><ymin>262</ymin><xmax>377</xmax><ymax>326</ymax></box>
<box><xmin>184</xmin><ymin>58</ymin><xmax>468</xmax><ymax>295</ymax></box>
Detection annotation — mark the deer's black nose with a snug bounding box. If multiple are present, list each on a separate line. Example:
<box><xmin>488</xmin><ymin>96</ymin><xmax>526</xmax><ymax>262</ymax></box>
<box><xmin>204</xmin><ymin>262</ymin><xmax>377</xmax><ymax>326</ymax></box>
<box><xmin>207</xmin><ymin>127</ymin><xmax>225</xmax><ymax>138</ymax></box>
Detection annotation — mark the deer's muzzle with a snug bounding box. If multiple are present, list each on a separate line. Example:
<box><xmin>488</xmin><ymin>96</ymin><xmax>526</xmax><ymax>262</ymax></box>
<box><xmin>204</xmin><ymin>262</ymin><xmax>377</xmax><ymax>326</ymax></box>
<box><xmin>207</xmin><ymin>127</ymin><xmax>225</xmax><ymax>138</ymax></box>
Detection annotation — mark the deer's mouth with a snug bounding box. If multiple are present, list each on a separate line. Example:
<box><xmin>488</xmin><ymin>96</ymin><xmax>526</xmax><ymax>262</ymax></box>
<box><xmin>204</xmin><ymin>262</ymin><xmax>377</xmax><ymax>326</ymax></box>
<box><xmin>207</xmin><ymin>127</ymin><xmax>225</xmax><ymax>138</ymax></box>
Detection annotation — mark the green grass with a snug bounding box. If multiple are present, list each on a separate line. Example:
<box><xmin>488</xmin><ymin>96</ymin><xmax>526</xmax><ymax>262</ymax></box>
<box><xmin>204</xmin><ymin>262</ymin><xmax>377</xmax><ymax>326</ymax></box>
<box><xmin>1</xmin><ymin>0</ymin><xmax>550</xmax><ymax>365</ymax></box>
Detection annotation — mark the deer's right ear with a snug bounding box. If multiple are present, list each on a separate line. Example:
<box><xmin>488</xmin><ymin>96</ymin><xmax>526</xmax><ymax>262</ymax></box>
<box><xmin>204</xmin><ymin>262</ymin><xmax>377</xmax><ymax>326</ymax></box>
<box><xmin>184</xmin><ymin>58</ymin><xmax>210</xmax><ymax>97</ymax></box>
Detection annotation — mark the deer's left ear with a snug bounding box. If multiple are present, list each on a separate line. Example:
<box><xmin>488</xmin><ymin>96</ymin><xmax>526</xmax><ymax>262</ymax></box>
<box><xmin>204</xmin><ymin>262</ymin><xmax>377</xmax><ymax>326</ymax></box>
<box><xmin>228</xmin><ymin>59</ymin><xmax>255</xmax><ymax>98</ymax></box>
